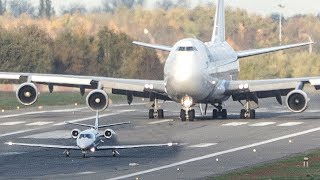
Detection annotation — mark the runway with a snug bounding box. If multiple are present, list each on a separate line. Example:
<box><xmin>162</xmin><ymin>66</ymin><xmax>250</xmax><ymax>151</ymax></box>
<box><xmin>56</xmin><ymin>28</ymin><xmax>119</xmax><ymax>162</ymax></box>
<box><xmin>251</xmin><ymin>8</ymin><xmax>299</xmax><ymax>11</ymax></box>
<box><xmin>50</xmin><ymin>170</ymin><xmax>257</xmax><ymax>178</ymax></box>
<box><xmin>1</xmin><ymin>96</ymin><xmax>320</xmax><ymax>179</ymax></box>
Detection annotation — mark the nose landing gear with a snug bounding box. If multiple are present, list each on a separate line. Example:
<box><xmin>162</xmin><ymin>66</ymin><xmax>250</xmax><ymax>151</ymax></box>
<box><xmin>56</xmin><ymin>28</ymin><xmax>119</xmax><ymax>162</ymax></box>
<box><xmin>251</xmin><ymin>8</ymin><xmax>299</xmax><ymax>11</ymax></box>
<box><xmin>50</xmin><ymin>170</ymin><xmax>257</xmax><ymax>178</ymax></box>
<box><xmin>212</xmin><ymin>103</ymin><xmax>227</xmax><ymax>119</ymax></box>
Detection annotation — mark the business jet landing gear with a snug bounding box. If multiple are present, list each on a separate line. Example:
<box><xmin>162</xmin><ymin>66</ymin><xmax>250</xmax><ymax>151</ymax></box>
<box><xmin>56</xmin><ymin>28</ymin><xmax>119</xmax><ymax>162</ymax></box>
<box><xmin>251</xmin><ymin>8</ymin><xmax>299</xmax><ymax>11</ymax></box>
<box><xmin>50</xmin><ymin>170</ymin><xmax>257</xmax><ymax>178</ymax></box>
<box><xmin>149</xmin><ymin>99</ymin><xmax>164</xmax><ymax>119</ymax></box>
<box><xmin>180</xmin><ymin>109</ymin><xmax>195</xmax><ymax>121</ymax></box>
<box><xmin>212</xmin><ymin>103</ymin><xmax>227</xmax><ymax>119</ymax></box>
<box><xmin>64</xmin><ymin>150</ymin><xmax>70</xmax><ymax>157</ymax></box>
<box><xmin>112</xmin><ymin>150</ymin><xmax>120</xmax><ymax>157</ymax></box>
<box><xmin>239</xmin><ymin>100</ymin><xmax>256</xmax><ymax>119</ymax></box>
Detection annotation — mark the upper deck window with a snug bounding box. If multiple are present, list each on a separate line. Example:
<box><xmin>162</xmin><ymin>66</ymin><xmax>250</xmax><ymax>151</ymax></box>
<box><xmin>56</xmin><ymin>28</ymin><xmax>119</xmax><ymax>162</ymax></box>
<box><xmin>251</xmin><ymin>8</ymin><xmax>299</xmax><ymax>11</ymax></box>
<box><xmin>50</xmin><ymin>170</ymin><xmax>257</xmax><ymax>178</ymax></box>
<box><xmin>177</xmin><ymin>46</ymin><xmax>197</xmax><ymax>51</ymax></box>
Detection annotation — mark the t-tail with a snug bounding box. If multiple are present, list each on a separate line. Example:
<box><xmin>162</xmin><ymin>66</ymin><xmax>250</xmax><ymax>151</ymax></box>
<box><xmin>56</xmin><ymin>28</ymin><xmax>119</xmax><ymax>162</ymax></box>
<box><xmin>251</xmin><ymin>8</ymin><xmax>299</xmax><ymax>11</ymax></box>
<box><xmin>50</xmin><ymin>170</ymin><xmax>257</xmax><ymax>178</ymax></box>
<box><xmin>211</xmin><ymin>0</ymin><xmax>225</xmax><ymax>43</ymax></box>
<box><xmin>65</xmin><ymin>112</ymin><xmax>130</xmax><ymax>130</ymax></box>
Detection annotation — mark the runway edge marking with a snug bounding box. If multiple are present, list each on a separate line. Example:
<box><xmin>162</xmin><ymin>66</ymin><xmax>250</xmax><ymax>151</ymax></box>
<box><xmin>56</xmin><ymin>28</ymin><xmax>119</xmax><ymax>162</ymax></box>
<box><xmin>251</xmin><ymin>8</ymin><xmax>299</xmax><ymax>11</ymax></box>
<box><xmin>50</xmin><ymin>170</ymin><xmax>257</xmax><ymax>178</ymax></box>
<box><xmin>107</xmin><ymin>126</ymin><xmax>320</xmax><ymax>180</ymax></box>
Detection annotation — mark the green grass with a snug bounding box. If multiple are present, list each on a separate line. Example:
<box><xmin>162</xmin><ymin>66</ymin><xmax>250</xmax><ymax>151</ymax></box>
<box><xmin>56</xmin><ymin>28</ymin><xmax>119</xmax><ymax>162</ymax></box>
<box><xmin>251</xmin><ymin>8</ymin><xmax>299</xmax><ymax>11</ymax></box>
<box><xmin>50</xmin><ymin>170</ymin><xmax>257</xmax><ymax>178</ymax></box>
<box><xmin>0</xmin><ymin>92</ymin><xmax>127</xmax><ymax>110</ymax></box>
<box><xmin>214</xmin><ymin>149</ymin><xmax>320</xmax><ymax>180</ymax></box>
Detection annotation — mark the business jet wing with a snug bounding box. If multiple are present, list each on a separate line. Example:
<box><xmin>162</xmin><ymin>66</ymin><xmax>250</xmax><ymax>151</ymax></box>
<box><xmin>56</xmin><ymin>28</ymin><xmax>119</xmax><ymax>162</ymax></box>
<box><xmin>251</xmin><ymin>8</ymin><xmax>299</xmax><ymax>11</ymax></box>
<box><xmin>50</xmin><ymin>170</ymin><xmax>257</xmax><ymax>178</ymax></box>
<box><xmin>226</xmin><ymin>77</ymin><xmax>320</xmax><ymax>102</ymax></box>
<box><xmin>97</xmin><ymin>142</ymin><xmax>177</xmax><ymax>150</ymax></box>
<box><xmin>236</xmin><ymin>42</ymin><xmax>313</xmax><ymax>58</ymax></box>
<box><xmin>5</xmin><ymin>142</ymin><xmax>79</xmax><ymax>150</ymax></box>
<box><xmin>0</xmin><ymin>72</ymin><xmax>169</xmax><ymax>100</ymax></box>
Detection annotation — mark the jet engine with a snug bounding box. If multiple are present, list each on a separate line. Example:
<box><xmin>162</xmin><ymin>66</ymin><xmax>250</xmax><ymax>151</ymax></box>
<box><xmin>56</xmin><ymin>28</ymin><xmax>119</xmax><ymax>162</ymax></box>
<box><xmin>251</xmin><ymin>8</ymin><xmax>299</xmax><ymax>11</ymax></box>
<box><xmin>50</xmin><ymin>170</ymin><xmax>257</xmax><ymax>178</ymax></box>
<box><xmin>86</xmin><ymin>90</ymin><xmax>109</xmax><ymax>111</ymax></box>
<box><xmin>71</xmin><ymin>129</ymin><xmax>80</xmax><ymax>139</ymax></box>
<box><xmin>16</xmin><ymin>83</ymin><xmax>38</xmax><ymax>105</ymax></box>
<box><xmin>104</xmin><ymin>129</ymin><xmax>116</xmax><ymax>139</ymax></box>
<box><xmin>286</xmin><ymin>90</ymin><xmax>309</xmax><ymax>113</ymax></box>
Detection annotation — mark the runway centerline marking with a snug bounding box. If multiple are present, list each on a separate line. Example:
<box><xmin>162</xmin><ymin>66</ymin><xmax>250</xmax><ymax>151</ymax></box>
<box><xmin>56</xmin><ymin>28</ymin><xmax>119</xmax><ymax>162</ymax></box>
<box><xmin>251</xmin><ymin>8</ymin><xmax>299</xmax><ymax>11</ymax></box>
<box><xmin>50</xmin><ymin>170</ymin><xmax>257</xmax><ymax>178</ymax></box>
<box><xmin>26</xmin><ymin>121</ymin><xmax>53</xmax><ymax>126</ymax></box>
<box><xmin>148</xmin><ymin>119</ymin><xmax>174</xmax><ymax>125</ymax></box>
<box><xmin>249</xmin><ymin>122</ymin><xmax>276</xmax><ymax>127</ymax></box>
<box><xmin>188</xmin><ymin>143</ymin><xmax>217</xmax><ymax>148</ymax></box>
<box><xmin>107</xmin><ymin>126</ymin><xmax>320</xmax><ymax>180</ymax></box>
<box><xmin>0</xmin><ymin>121</ymin><xmax>26</xmax><ymax>126</ymax></box>
<box><xmin>277</xmin><ymin>122</ymin><xmax>303</xmax><ymax>127</ymax></box>
<box><xmin>222</xmin><ymin>122</ymin><xmax>248</xmax><ymax>126</ymax></box>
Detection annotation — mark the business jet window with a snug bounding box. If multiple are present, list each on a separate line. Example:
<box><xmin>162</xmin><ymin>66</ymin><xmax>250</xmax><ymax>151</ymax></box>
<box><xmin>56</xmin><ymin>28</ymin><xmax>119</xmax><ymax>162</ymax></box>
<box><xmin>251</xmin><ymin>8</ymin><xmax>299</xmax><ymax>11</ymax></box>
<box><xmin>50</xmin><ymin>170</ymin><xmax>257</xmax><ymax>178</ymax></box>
<box><xmin>177</xmin><ymin>46</ymin><xmax>197</xmax><ymax>51</ymax></box>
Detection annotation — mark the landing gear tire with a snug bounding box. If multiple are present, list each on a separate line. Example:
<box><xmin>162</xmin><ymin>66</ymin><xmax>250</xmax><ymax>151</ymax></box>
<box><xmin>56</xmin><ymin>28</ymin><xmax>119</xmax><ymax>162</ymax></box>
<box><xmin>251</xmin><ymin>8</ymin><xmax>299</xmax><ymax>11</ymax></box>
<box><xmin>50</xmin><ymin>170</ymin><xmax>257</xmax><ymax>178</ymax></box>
<box><xmin>158</xmin><ymin>109</ymin><xmax>164</xmax><ymax>119</ymax></box>
<box><xmin>180</xmin><ymin>109</ymin><xmax>186</xmax><ymax>121</ymax></box>
<box><xmin>212</xmin><ymin>109</ymin><xmax>218</xmax><ymax>119</ymax></box>
<box><xmin>188</xmin><ymin>109</ymin><xmax>195</xmax><ymax>121</ymax></box>
<box><xmin>65</xmin><ymin>151</ymin><xmax>70</xmax><ymax>157</ymax></box>
<box><xmin>240</xmin><ymin>109</ymin><xmax>256</xmax><ymax>119</ymax></box>
<box><xmin>149</xmin><ymin>109</ymin><xmax>154</xmax><ymax>119</ymax></box>
<box><xmin>82</xmin><ymin>153</ymin><xmax>86</xmax><ymax>158</ymax></box>
<box><xmin>221</xmin><ymin>109</ymin><xmax>227</xmax><ymax>119</ymax></box>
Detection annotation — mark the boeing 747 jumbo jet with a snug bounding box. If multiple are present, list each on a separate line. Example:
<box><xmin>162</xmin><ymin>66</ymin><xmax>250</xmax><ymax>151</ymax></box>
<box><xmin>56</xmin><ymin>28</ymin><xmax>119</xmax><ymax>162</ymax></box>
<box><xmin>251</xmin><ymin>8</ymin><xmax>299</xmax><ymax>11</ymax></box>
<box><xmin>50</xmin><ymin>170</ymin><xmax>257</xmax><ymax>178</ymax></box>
<box><xmin>5</xmin><ymin>113</ymin><xmax>176</xmax><ymax>157</ymax></box>
<box><xmin>0</xmin><ymin>0</ymin><xmax>319</xmax><ymax>121</ymax></box>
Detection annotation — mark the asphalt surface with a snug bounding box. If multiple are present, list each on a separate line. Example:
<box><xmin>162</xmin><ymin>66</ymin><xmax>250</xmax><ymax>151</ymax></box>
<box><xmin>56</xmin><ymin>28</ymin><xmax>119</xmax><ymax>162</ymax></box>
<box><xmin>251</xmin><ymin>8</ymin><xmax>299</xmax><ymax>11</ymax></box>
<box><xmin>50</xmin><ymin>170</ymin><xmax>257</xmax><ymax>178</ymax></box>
<box><xmin>0</xmin><ymin>94</ymin><xmax>320</xmax><ymax>180</ymax></box>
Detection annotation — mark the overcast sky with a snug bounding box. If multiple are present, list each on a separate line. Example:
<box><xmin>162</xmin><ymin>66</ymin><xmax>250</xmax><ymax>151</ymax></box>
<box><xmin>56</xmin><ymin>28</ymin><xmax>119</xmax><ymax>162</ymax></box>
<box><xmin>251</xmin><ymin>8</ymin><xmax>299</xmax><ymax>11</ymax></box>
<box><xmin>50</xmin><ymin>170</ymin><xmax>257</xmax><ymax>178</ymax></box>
<box><xmin>28</xmin><ymin>0</ymin><xmax>320</xmax><ymax>17</ymax></box>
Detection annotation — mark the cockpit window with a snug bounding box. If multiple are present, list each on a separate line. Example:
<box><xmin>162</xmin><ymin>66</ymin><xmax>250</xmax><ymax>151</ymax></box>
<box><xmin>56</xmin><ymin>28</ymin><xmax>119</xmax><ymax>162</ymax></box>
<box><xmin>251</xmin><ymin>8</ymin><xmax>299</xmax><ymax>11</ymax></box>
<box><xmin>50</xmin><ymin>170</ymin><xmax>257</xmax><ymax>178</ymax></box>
<box><xmin>177</xmin><ymin>46</ymin><xmax>197</xmax><ymax>51</ymax></box>
<box><xmin>79</xmin><ymin>134</ymin><xmax>94</xmax><ymax>139</ymax></box>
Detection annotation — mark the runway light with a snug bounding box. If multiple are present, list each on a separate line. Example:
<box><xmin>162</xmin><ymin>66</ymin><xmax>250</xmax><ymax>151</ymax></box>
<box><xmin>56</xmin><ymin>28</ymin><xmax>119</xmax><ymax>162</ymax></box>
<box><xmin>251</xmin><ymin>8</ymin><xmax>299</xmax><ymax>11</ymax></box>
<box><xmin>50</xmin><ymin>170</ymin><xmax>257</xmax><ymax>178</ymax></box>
<box><xmin>17</xmin><ymin>106</ymin><xmax>19</xmax><ymax>110</ymax></box>
<box><xmin>289</xmin><ymin>139</ymin><xmax>292</xmax><ymax>143</ymax></box>
<box><xmin>177</xmin><ymin>167</ymin><xmax>180</xmax><ymax>171</ymax></box>
<box><xmin>75</xmin><ymin>103</ymin><xmax>78</xmax><ymax>106</ymax></box>
<box><xmin>1</xmin><ymin>109</ymin><xmax>4</xmax><ymax>112</ymax></box>
<box><xmin>38</xmin><ymin>106</ymin><xmax>43</xmax><ymax>110</ymax></box>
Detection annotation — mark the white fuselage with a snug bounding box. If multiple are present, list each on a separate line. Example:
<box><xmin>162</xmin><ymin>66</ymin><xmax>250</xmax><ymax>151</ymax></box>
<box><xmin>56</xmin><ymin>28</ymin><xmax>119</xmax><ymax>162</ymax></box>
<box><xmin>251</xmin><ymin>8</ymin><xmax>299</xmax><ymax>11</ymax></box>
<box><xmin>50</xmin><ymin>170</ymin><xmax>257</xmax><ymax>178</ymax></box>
<box><xmin>76</xmin><ymin>129</ymin><xmax>101</xmax><ymax>152</ymax></box>
<box><xmin>164</xmin><ymin>38</ymin><xmax>239</xmax><ymax>105</ymax></box>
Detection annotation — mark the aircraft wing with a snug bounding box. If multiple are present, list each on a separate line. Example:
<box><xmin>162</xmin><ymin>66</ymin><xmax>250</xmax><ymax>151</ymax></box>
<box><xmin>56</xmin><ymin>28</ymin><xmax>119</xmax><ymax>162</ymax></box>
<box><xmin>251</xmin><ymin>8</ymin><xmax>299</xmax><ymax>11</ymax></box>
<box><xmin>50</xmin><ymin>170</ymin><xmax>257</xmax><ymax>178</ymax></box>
<box><xmin>226</xmin><ymin>77</ymin><xmax>320</xmax><ymax>102</ymax></box>
<box><xmin>97</xmin><ymin>142</ymin><xmax>177</xmax><ymax>150</ymax></box>
<box><xmin>132</xmin><ymin>41</ymin><xmax>172</xmax><ymax>52</ymax></box>
<box><xmin>236</xmin><ymin>42</ymin><xmax>313</xmax><ymax>59</ymax></box>
<box><xmin>5</xmin><ymin>142</ymin><xmax>79</xmax><ymax>150</ymax></box>
<box><xmin>0</xmin><ymin>72</ymin><xmax>170</xmax><ymax>101</ymax></box>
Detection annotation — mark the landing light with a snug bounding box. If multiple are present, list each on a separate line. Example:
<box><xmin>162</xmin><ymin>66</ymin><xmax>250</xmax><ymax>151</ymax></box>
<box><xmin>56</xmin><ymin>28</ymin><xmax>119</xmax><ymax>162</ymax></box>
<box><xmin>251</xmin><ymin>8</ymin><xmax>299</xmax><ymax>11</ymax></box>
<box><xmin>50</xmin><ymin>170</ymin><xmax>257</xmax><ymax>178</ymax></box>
<box><xmin>7</xmin><ymin>142</ymin><xmax>13</xmax><ymax>146</ymax></box>
<box><xmin>182</xmin><ymin>96</ymin><xmax>193</xmax><ymax>108</ymax></box>
<box><xmin>90</xmin><ymin>147</ymin><xmax>96</xmax><ymax>153</ymax></box>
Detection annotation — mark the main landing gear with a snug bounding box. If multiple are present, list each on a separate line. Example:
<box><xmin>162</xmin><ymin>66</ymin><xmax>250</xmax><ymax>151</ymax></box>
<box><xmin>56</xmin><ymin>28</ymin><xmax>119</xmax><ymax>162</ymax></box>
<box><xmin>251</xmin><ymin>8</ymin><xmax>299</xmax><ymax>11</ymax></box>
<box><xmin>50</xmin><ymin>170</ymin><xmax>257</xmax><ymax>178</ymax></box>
<box><xmin>212</xmin><ymin>103</ymin><xmax>227</xmax><ymax>119</ymax></box>
<box><xmin>239</xmin><ymin>100</ymin><xmax>256</xmax><ymax>119</ymax></box>
<box><xmin>148</xmin><ymin>99</ymin><xmax>164</xmax><ymax>119</ymax></box>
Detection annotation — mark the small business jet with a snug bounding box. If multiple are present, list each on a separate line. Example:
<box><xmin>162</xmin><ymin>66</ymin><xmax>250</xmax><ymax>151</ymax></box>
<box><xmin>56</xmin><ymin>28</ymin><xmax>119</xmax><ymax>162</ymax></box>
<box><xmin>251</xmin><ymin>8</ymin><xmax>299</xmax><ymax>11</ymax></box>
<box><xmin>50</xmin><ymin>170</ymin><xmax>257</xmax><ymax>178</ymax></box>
<box><xmin>5</xmin><ymin>112</ymin><xmax>176</xmax><ymax>158</ymax></box>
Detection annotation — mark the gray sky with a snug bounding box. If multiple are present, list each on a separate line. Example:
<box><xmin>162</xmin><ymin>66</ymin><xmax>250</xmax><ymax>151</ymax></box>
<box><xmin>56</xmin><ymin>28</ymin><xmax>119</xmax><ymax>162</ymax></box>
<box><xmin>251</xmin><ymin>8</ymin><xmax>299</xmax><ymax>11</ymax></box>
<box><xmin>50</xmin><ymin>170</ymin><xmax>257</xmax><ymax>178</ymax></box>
<box><xmin>28</xmin><ymin>0</ymin><xmax>320</xmax><ymax>17</ymax></box>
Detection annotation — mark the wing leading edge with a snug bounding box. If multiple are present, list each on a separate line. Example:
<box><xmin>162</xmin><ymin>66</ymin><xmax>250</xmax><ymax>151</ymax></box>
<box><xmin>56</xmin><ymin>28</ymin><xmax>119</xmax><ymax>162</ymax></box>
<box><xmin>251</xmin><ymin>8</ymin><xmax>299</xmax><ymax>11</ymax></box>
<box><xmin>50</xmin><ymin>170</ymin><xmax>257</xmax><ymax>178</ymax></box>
<box><xmin>5</xmin><ymin>142</ymin><xmax>79</xmax><ymax>150</ymax></box>
<box><xmin>237</xmin><ymin>42</ymin><xmax>313</xmax><ymax>59</ymax></box>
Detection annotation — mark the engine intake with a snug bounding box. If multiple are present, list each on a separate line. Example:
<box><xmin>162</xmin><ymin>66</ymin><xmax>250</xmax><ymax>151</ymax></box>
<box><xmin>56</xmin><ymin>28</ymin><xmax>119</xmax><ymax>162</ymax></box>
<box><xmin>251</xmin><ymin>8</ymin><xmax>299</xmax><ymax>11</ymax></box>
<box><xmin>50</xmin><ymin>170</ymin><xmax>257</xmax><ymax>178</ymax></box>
<box><xmin>286</xmin><ymin>90</ymin><xmax>309</xmax><ymax>113</ymax></box>
<box><xmin>16</xmin><ymin>83</ymin><xmax>38</xmax><ymax>105</ymax></box>
<box><xmin>104</xmin><ymin>129</ymin><xmax>115</xmax><ymax>139</ymax></box>
<box><xmin>71</xmin><ymin>129</ymin><xmax>80</xmax><ymax>139</ymax></box>
<box><xmin>86</xmin><ymin>90</ymin><xmax>109</xmax><ymax>112</ymax></box>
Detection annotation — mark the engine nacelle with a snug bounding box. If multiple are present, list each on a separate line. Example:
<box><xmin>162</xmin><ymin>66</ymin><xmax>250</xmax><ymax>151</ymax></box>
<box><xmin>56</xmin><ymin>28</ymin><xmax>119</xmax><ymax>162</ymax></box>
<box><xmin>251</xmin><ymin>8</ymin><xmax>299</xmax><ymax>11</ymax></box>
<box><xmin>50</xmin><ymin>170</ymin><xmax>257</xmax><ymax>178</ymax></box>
<box><xmin>104</xmin><ymin>129</ymin><xmax>116</xmax><ymax>139</ymax></box>
<box><xmin>16</xmin><ymin>83</ymin><xmax>38</xmax><ymax>105</ymax></box>
<box><xmin>86</xmin><ymin>90</ymin><xmax>109</xmax><ymax>111</ymax></box>
<box><xmin>71</xmin><ymin>129</ymin><xmax>80</xmax><ymax>139</ymax></box>
<box><xmin>286</xmin><ymin>90</ymin><xmax>309</xmax><ymax>113</ymax></box>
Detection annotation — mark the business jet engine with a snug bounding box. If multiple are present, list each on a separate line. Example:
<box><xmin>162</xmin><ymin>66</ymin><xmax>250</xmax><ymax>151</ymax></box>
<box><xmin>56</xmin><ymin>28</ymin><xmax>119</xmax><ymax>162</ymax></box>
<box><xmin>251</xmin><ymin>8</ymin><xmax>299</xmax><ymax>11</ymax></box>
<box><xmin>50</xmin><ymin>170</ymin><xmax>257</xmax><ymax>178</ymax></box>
<box><xmin>104</xmin><ymin>129</ymin><xmax>116</xmax><ymax>139</ymax></box>
<box><xmin>286</xmin><ymin>90</ymin><xmax>309</xmax><ymax>113</ymax></box>
<box><xmin>16</xmin><ymin>83</ymin><xmax>38</xmax><ymax>105</ymax></box>
<box><xmin>86</xmin><ymin>90</ymin><xmax>109</xmax><ymax>111</ymax></box>
<box><xmin>71</xmin><ymin>129</ymin><xmax>80</xmax><ymax>139</ymax></box>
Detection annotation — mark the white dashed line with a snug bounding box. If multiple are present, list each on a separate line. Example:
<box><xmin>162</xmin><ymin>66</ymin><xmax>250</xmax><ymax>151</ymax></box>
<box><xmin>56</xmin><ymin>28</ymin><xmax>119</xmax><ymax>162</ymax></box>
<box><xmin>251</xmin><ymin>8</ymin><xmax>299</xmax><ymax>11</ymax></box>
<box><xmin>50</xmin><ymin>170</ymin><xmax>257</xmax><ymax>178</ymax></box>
<box><xmin>188</xmin><ymin>143</ymin><xmax>217</xmax><ymax>148</ymax></box>
<box><xmin>222</xmin><ymin>122</ymin><xmax>248</xmax><ymax>126</ymax></box>
<box><xmin>0</xmin><ymin>121</ymin><xmax>26</xmax><ymax>126</ymax></box>
<box><xmin>26</xmin><ymin>122</ymin><xmax>53</xmax><ymax>126</ymax></box>
<box><xmin>277</xmin><ymin>122</ymin><xmax>304</xmax><ymax>127</ymax></box>
<box><xmin>106</xmin><ymin>126</ymin><xmax>320</xmax><ymax>180</ymax></box>
<box><xmin>249</xmin><ymin>122</ymin><xmax>276</xmax><ymax>127</ymax></box>
<box><xmin>148</xmin><ymin>119</ymin><xmax>174</xmax><ymax>125</ymax></box>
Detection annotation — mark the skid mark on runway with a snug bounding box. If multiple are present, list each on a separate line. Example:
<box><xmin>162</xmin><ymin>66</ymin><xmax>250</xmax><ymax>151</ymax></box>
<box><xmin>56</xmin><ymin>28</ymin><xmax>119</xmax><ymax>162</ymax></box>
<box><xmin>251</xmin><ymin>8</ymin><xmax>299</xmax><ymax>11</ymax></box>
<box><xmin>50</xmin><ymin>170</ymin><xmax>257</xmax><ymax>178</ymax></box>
<box><xmin>0</xmin><ymin>121</ymin><xmax>26</xmax><ymax>125</ymax></box>
<box><xmin>107</xmin><ymin>126</ymin><xmax>320</xmax><ymax>180</ymax></box>
<box><xmin>148</xmin><ymin>119</ymin><xmax>174</xmax><ymax>125</ymax></box>
<box><xmin>277</xmin><ymin>122</ymin><xmax>304</xmax><ymax>126</ymax></box>
<box><xmin>222</xmin><ymin>122</ymin><xmax>248</xmax><ymax>126</ymax></box>
<box><xmin>21</xmin><ymin>130</ymin><xmax>70</xmax><ymax>139</ymax></box>
<box><xmin>249</xmin><ymin>122</ymin><xmax>276</xmax><ymax>127</ymax></box>
<box><xmin>188</xmin><ymin>143</ymin><xmax>217</xmax><ymax>148</ymax></box>
<box><xmin>26</xmin><ymin>121</ymin><xmax>53</xmax><ymax>126</ymax></box>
